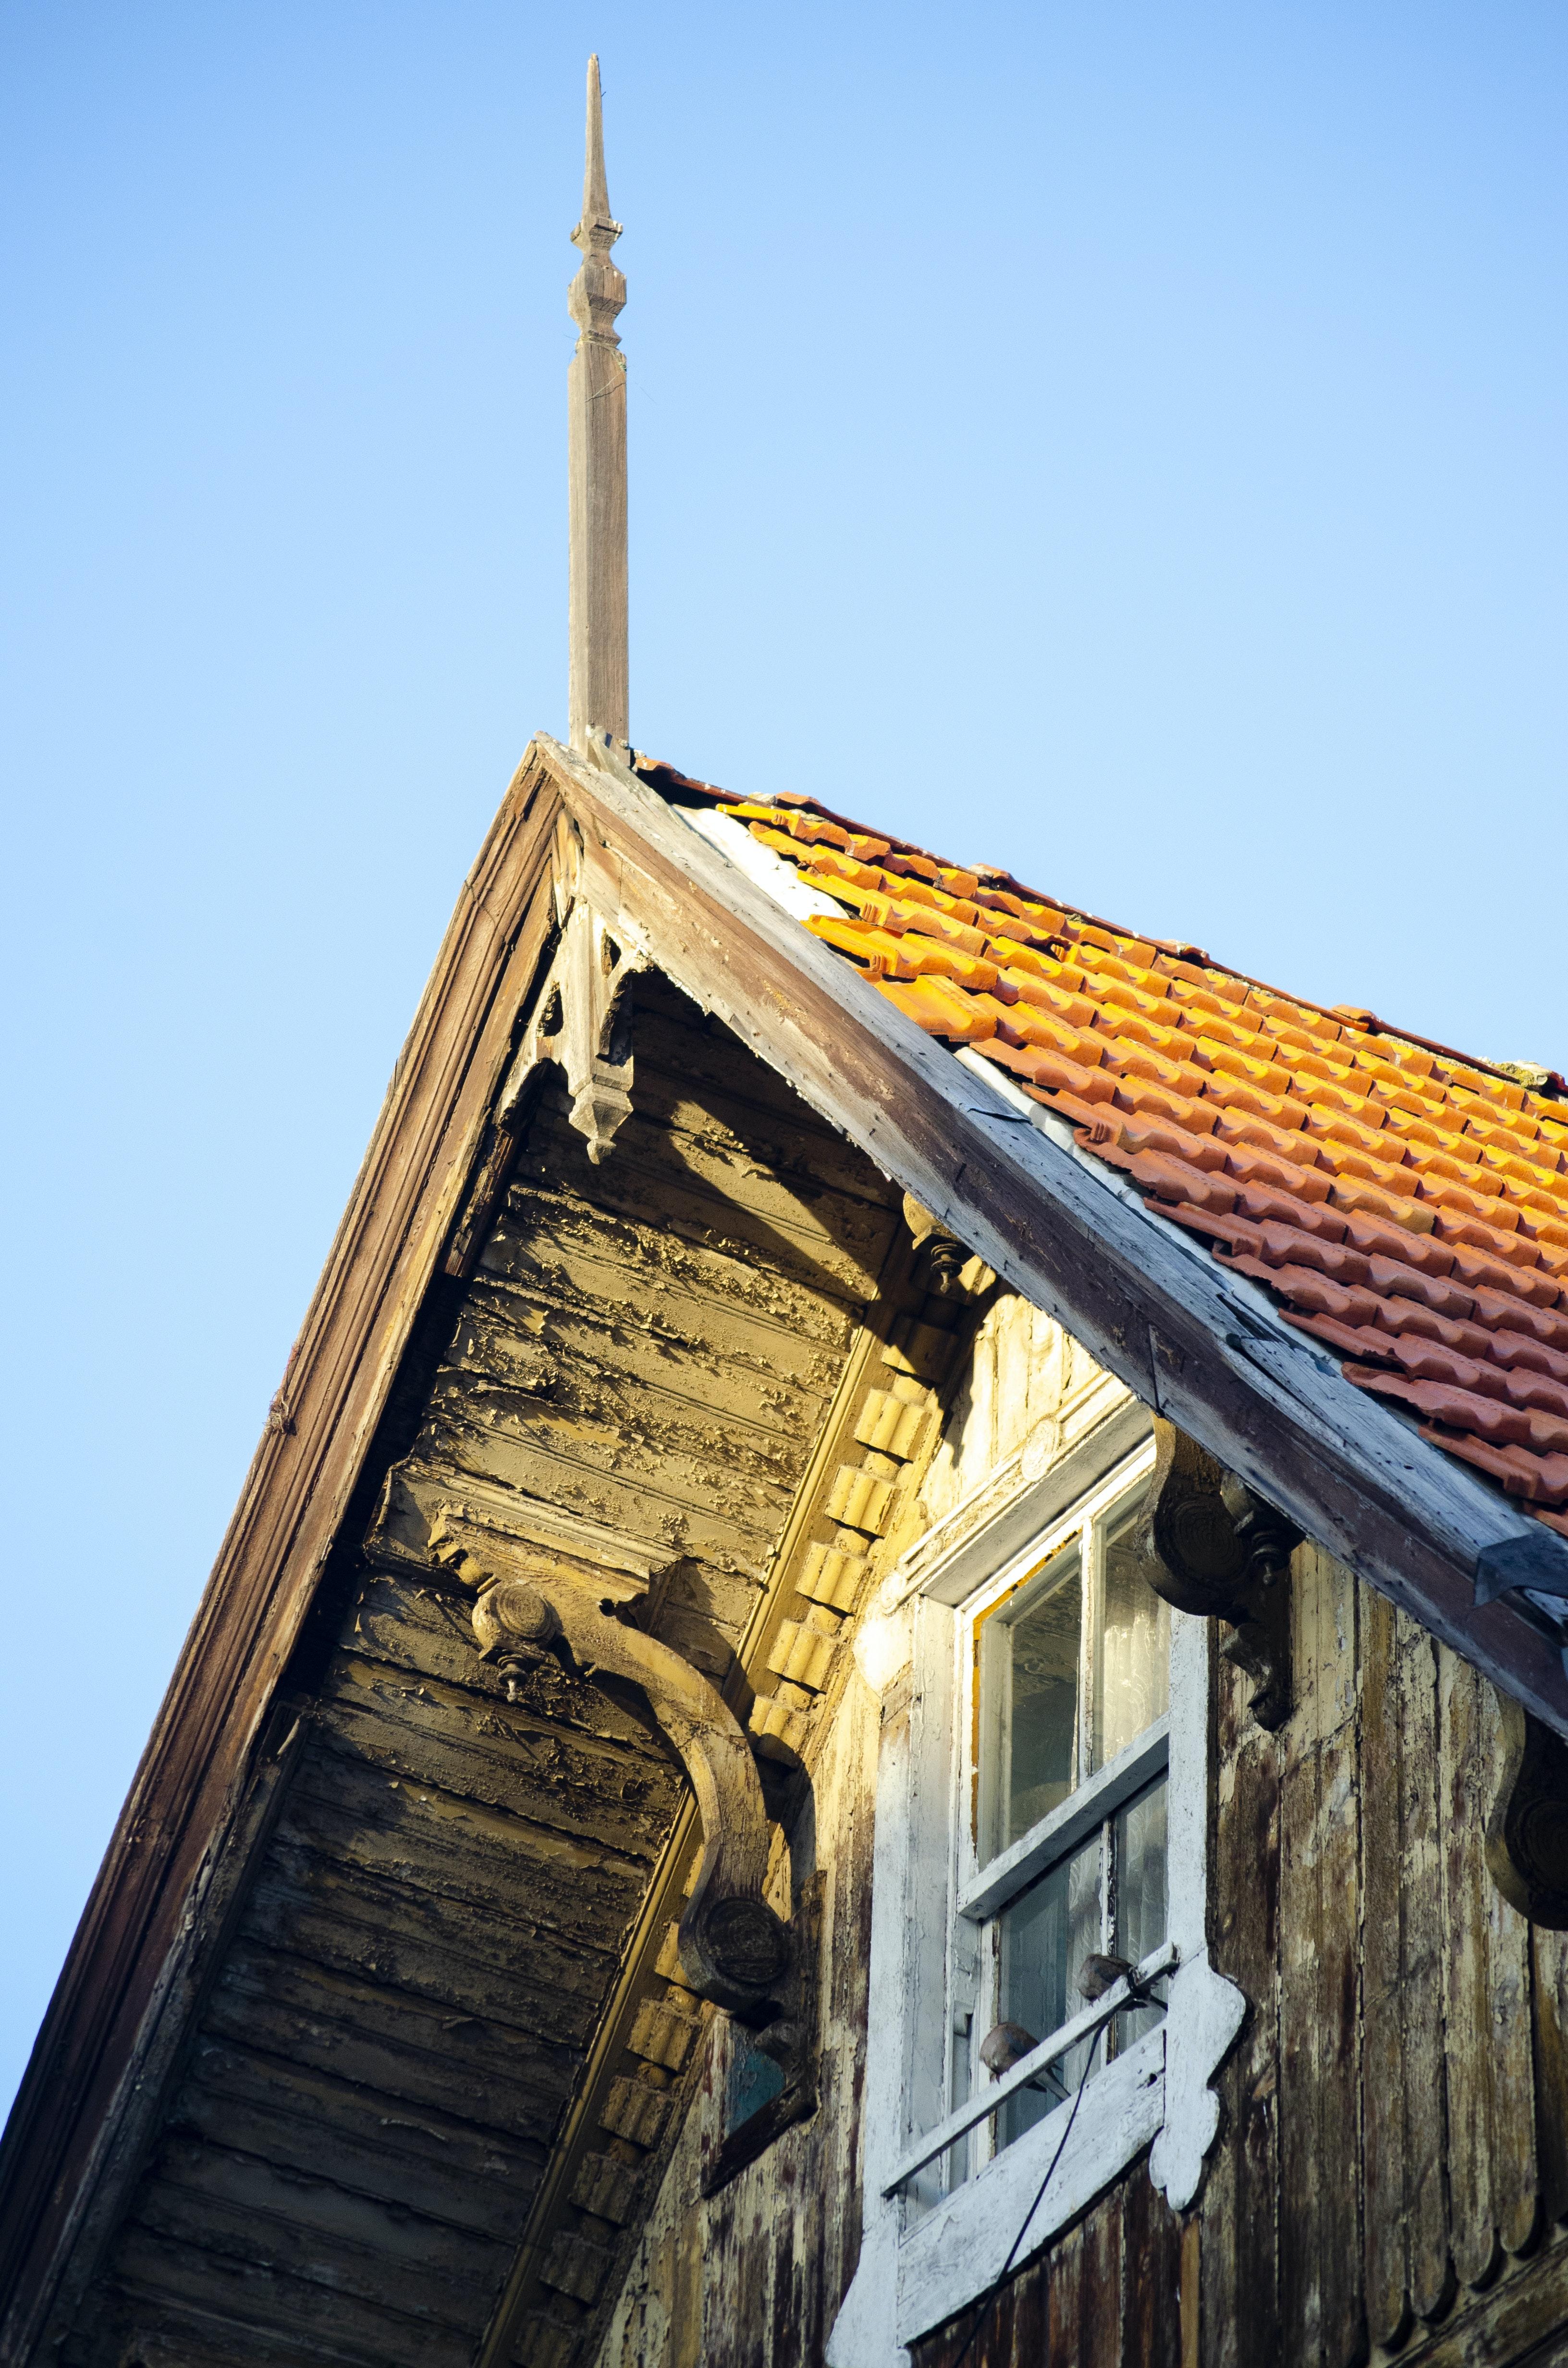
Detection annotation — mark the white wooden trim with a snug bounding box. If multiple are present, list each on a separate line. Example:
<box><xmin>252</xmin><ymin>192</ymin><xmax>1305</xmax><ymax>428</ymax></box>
<box><xmin>900</xmin><ymin>1400</ymin><xmax>1151</xmax><ymax>1614</ymax></box>
<box><xmin>828</xmin><ymin>1438</ymin><xmax>1240</xmax><ymax>2360</ymax></box>
<box><xmin>882</xmin><ymin>1940</ymin><xmax>1177</xmax><ymax>2193</ymax></box>
<box><xmin>1150</xmin><ymin>1610</ymin><xmax>1247</xmax><ymax>2208</ymax></box>
<box><xmin>893</xmin><ymin>2029</ymin><xmax>1166</xmax><ymax>2346</ymax></box>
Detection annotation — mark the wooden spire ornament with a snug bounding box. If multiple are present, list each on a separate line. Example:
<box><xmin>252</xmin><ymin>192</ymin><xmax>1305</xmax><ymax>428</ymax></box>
<box><xmin>566</xmin><ymin>53</ymin><xmax>628</xmax><ymax>751</ymax></box>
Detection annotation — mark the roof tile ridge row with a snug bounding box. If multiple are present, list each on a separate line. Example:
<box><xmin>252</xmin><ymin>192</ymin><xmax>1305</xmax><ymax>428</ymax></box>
<box><xmin>636</xmin><ymin>749</ymin><xmax>1568</xmax><ymax>1533</ymax></box>
<box><xmin>634</xmin><ymin>756</ymin><xmax>1563</xmax><ymax>1111</ymax></box>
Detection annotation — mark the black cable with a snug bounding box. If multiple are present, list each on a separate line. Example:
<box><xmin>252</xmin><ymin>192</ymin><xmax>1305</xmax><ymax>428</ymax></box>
<box><xmin>945</xmin><ymin>1981</ymin><xmax>1160</xmax><ymax>2368</ymax></box>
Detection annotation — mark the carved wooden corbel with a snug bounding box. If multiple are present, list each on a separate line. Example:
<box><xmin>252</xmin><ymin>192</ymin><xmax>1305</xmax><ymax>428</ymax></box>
<box><xmin>1139</xmin><ymin>1416</ymin><xmax>1300</xmax><ymax>1731</ymax></box>
<box><xmin>899</xmin><ymin>1194</ymin><xmax>995</xmax><ymax>1301</ymax></box>
<box><xmin>1486</xmin><ymin>1690</ymin><xmax>1568</xmax><ymax>1927</ymax></box>
<box><xmin>427</xmin><ymin>1516</ymin><xmax>791</xmax><ymax>2013</ymax></box>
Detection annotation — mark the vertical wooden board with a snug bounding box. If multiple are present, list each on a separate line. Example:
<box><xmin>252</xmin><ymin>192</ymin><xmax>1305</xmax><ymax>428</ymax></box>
<box><xmin>1009</xmin><ymin>2243</ymin><xmax>1048</xmax><ymax>2366</ymax></box>
<box><xmin>1439</xmin><ymin>1649</ymin><xmax>1503</xmax><ymax>2294</ymax></box>
<box><xmin>1046</xmin><ymin>2219</ymin><xmax>1085</xmax><ymax>2367</ymax></box>
<box><xmin>1180</xmin><ymin>2215</ymin><xmax>1200</xmax><ymax>2368</ymax></box>
<box><xmin>1121</xmin><ymin>2170</ymin><xmax>1181</xmax><ymax>2368</ymax></box>
<box><xmin>1202</xmin><ymin>1649</ymin><xmax>1282</xmax><ymax>2368</ymax></box>
<box><xmin>1394</xmin><ymin>1610</ymin><xmax>1453</xmax><ymax>2328</ymax></box>
<box><xmin>1078</xmin><ymin>2188</ymin><xmax>1121</xmax><ymax>2368</ymax></box>
<box><xmin>1359</xmin><ymin>1586</ymin><xmax>1409</xmax><ymax>2350</ymax></box>
<box><xmin>1481</xmin><ymin>1707</ymin><xmax>1539</xmax><ymax>2261</ymax></box>
<box><xmin>1531</xmin><ymin>1925</ymin><xmax>1568</xmax><ymax>2231</ymax></box>
<box><xmin>1279</xmin><ymin>1545</ymin><xmax>1365</xmax><ymax>2368</ymax></box>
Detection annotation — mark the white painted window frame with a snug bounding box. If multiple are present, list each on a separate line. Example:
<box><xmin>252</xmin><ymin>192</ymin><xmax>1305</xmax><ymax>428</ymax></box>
<box><xmin>827</xmin><ymin>1417</ymin><xmax>1244</xmax><ymax>2367</ymax></box>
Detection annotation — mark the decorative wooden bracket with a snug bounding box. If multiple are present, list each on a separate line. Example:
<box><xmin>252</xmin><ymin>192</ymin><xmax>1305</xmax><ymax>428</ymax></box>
<box><xmin>537</xmin><ymin>898</ymin><xmax>644</xmax><ymax>1163</ymax></box>
<box><xmin>1487</xmin><ymin>1690</ymin><xmax>1568</xmax><ymax>1927</ymax></box>
<box><xmin>445</xmin><ymin>897</ymin><xmax>646</xmax><ymax>1276</ymax></box>
<box><xmin>1140</xmin><ymin>1416</ymin><xmax>1300</xmax><ymax>1731</ymax></box>
<box><xmin>427</xmin><ymin>1516</ymin><xmax>792</xmax><ymax>2013</ymax></box>
<box><xmin>900</xmin><ymin>1193</ymin><xmax>995</xmax><ymax>1302</ymax></box>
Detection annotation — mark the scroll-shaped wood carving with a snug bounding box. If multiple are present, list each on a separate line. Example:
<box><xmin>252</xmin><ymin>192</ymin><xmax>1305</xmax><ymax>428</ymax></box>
<box><xmin>1140</xmin><ymin>1416</ymin><xmax>1300</xmax><ymax>1731</ymax></box>
<box><xmin>428</xmin><ymin>1517</ymin><xmax>791</xmax><ymax>2012</ymax></box>
<box><xmin>1486</xmin><ymin>1690</ymin><xmax>1568</xmax><ymax>1928</ymax></box>
<box><xmin>899</xmin><ymin>1194</ymin><xmax>995</xmax><ymax>1302</ymax></box>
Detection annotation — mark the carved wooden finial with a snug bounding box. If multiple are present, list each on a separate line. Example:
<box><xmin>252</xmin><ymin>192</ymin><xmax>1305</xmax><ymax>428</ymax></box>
<box><xmin>567</xmin><ymin>54</ymin><xmax>628</xmax><ymax>753</ymax></box>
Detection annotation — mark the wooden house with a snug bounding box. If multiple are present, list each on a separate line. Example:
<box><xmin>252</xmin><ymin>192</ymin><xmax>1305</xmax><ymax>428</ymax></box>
<box><xmin>7</xmin><ymin>59</ymin><xmax>1568</xmax><ymax>2368</ymax></box>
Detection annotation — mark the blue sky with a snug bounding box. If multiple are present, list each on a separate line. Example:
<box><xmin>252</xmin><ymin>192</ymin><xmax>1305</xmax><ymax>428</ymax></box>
<box><xmin>2</xmin><ymin>1</ymin><xmax>1565</xmax><ymax>2116</ymax></box>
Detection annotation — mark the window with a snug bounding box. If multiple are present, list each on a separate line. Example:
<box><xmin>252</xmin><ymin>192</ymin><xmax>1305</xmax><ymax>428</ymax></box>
<box><xmin>952</xmin><ymin>1479</ymin><xmax>1172</xmax><ymax>2170</ymax></box>
<box><xmin>827</xmin><ymin>1418</ymin><xmax>1245</xmax><ymax>2367</ymax></box>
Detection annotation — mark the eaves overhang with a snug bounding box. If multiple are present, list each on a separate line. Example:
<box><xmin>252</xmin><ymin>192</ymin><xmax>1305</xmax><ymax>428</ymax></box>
<box><xmin>539</xmin><ymin>732</ymin><xmax>1568</xmax><ymax>1741</ymax></box>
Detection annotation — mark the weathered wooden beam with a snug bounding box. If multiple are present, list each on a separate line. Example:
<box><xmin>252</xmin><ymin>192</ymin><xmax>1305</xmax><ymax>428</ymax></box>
<box><xmin>536</xmin><ymin>732</ymin><xmax>1568</xmax><ymax>1740</ymax></box>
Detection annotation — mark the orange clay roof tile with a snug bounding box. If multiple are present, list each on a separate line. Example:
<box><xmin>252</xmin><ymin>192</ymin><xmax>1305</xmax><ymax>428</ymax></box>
<box><xmin>703</xmin><ymin>781</ymin><xmax>1568</xmax><ymax>1544</ymax></box>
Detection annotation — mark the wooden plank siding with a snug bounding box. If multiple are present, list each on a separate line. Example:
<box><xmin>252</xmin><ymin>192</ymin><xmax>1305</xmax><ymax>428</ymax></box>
<box><xmin>592</xmin><ymin>1286</ymin><xmax>1568</xmax><ymax>2368</ymax></box>
<box><xmin>909</xmin><ymin>1545</ymin><xmax>1568</xmax><ymax>2368</ymax></box>
<box><xmin>50</xmin><ymin>977</ymin><xmax>902</xmax><ymax>2367</ymax></box>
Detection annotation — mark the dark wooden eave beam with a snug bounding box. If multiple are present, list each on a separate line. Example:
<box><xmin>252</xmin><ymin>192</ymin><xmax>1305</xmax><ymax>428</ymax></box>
<box><xmin>541</xmin><ymin>734</ymin><xmax>1568</xmax><ymax>1741</ymax></box>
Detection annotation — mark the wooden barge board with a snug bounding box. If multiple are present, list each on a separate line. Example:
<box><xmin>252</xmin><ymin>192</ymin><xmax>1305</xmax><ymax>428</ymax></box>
<box><xmin>548</xmin><ymin>734</ymin><xmax>1568</xmax><ymax>1739</ymax></box>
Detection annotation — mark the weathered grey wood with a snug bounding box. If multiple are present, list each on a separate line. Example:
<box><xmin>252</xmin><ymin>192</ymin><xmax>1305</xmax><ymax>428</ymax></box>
<box><xmin>252</xmin><ymin>1834</ymin><xmax>623</xmax><ymax>2004</ymax></box>
<box><xmin>1204</xmin><ymin>1639</ymin><xmax>1283</xmax><ymax>2368</ymax></box>
<box><xmin>110</xmin><ymin>2213</ymin><xmax>483</xmax><ymax>2367</ymax></box>
<box><xmin>1440</xmin><ymin>1651</ymin><xmax>1541</xmax><ymax>2290</ymax></box>
<box><xmin>336</xmin><ymin>1576</ymin><xmax>661</xmax><ymax>1746</ymax></box>
<box><xmin>205</xmin><ymin>1944</ymin><xmax>578</xmax><ymax>2141</ymax></box>
<box><xmin>282</xmin><ymin>1758</ymin><xmax>652</xmax><ymax>1943</ymax></box>
<box><xmin>540</xmin><ymin>734</ymin><xmax>1568</xmax><ymax>1741</ymax></box>
<box><xmin>453</xmin><ymin>1291</ymin><xmax>830</xmax><ymax>1447</ymax></box>
<box><xmin>1399</xmin><ymin>2236</ymin><xmax>1568</xmax><ymax>2368</ymax></box>
<box><xmin>309</xmin><ymin>1666</ymin><xmax>680</xmax><ymax>1855</ymax></box>
<box><xmin>566</xmin><ymin>56</ymin><xmax>627</xmax><ymax>750</ymax></box>
<box><xmin>1120</xmin><ymin>2163</ymin><xmax>1181</xmax><ymax>2368</ymax></box>
<box><xmin>171</xmin><ymin>2037</ymin><xmax>546</xmax><ymax>2238</ymax></box>
<box><xmin>129</xmin><ymin>2143</ymin><xmax>506</xmax><ymax>2321</ymax></box>
<box><xmin>1279</xmin><ymin>1543</ymin><xmax>1365</xmax><ymax>2368</ymax></box>
<box><xmin>519</xmin><ymin>1101</ymin><xmax>895</xmax><ymax>1299</ymax></box>
<box><xmin>1361</xmin><ymin>1585</ymin><xmax>1412</xmax><ymax>2349</ymax></box>
<box><xmin>1531</xmin><ymin>1924</ymin><xmax>1568</xmax><ymax>2229</ymax></box>
<box><xmin>479</xmin><ymin>1197</ymin><xmax>853</xmax><ymax>1356</ymax></box>
<box><xmin>1396</xmin><ymin>1608</ymin><xmax>1453</xmax><ymax>2328</ymax></box>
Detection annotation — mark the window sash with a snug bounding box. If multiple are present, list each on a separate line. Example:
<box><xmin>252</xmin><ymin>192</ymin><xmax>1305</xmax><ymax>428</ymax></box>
<box><xmin>943</xmin><ymin>1456</ymin><xmax>1170</xmax><ymax>2189</ymax></box>
<box><xmin>957</xmin><ymin>1716</ymin><xmax>1169</xmax><ymax>1923</ymax></box>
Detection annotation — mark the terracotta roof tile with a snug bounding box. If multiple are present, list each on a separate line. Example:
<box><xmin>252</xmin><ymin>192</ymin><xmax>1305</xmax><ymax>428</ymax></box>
<box><xmin>687</xmin><ymin>775</ymin><xmax>1568</xmax><ymax>1547</ymax></box>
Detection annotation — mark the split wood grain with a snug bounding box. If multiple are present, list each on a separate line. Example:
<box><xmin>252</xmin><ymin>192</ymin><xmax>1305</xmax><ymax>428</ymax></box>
<box><xmin>1204</xmin><ymin>1640</ymin><xmax>1283</xmax><ymax>2368</ymax></box>
<box><xmin>1279</xmin><ymin>1543</ymin><xmax>1366</xmax><ymax>2368</ymax></box>
<box><xmin>1395</xmin><ymin>1609</ymin><xmax>1453</xmax><ymax>2327</ymax></box>
<box><xmin>1361</xmin><ymin>1586</ymin><xmax>1413</xmax><ymax>2348</ymax></box>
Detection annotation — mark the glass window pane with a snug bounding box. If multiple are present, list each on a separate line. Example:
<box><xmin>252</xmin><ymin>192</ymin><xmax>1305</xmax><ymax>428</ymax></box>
<box><xmin>1093</xmin><ymin>1503</ymin><xmax>1171</xmax><ymax>1771</ymax></box>
<box><xmin>979</xmin><ymin>1549</ymin><xmax>1082</xmax><ymax>1859</ymax></box>
<box><xmin>997</xmin><ymin>1828</ymin><xmax>1102</xmax><ymax>2147</ymax></box>
<box><xmin>1112</xmin><ymin>1776</ymin><xmax>1168</xmax><ymax>2051</ymax></box>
